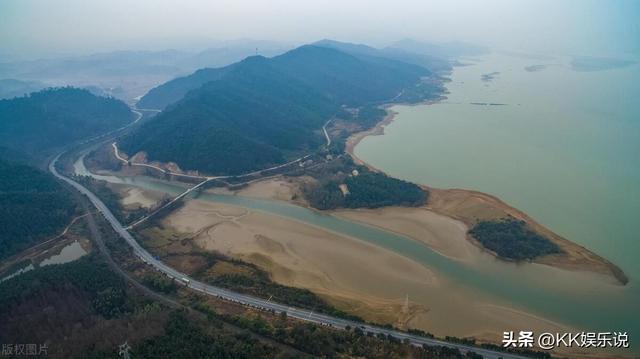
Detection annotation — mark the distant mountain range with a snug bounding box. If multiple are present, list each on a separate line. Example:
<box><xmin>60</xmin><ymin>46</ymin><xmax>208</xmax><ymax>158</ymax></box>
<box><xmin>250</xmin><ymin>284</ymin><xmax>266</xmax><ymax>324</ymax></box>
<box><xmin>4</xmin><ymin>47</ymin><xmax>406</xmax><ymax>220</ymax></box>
<box><xmin>0</xmin><ymin>79</ymin><xmax>47</xmax><ymax>100</ymax></box>
<box><xmin>313</xmin><ymin>39</ymin><xmax>453</xmax><ymax>74</ymax></box>
<box><xmin>0</xmin><ymin>40</ymin><xmax>292</xmax><ymax>103</ymax></box>
<box><xmin>139</xmin><ymin>43</ymin><xmax>432</xmax><ymax>110</ymax></box>
<box><xmin>121</xmin><ymin>42</ymin><xmax>444</xmax><ymax>175</ymax></box>
<box><xmin>387</xmin><ymin>39</ymin><xmax>489</xmax><ymax>59</ymax></box>
<box><xmin>0</xmin><ymin>39</ymin><xmax>486</xmax><ymax>104</ymax></box>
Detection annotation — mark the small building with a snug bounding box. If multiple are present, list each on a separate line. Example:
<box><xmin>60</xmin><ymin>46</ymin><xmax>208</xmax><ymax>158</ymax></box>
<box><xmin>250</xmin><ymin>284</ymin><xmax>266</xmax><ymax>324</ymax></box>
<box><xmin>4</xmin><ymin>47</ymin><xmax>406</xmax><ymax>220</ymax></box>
<box><xmin>351</xmin><ymin>169</ymin><xmax>359</xmax><ymax>177</ymax></box>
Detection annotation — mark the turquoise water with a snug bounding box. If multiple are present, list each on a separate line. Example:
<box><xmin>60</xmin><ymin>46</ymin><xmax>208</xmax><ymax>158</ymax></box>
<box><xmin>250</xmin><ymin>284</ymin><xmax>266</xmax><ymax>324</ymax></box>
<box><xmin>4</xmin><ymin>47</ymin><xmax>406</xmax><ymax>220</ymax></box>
<box><xmin>356</xmin><ymin>53</ymin><xmax>640</xmax><ymax>341</ymax></box>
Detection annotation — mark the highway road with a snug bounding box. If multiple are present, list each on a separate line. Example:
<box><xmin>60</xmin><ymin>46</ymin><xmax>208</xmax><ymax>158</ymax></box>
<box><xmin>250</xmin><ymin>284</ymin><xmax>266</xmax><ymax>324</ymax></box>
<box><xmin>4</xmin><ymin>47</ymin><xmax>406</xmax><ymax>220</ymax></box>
<box><xmin>49</xmin><ymin>150</ymin><xmax>528</xmax><ymax>359</ymax></box>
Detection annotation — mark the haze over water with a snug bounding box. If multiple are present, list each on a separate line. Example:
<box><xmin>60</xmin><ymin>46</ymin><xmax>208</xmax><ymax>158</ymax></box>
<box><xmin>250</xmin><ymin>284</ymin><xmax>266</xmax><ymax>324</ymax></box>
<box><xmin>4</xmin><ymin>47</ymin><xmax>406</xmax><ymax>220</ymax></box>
<box><xmin>356</xmin><ymin>51</ymin><xmax>640</xmax><ymax>336</ymax></box>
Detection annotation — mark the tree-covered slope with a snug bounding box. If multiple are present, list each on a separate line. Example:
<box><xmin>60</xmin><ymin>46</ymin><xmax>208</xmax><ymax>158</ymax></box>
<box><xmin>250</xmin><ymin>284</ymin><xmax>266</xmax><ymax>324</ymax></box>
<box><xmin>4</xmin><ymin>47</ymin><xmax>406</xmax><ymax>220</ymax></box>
<box><xmin>124</xmin><ymin>45</ymin><xmax>440</xmax><ymax>175</ymax></box>
<box><xmin>136</xmin><ymin>65</ymin><xmax>233</xmax><ymax>110</ymax></box>
<box><xmin>0</xmin><ymin>158</ymin><xmax>75</xmax><ymax>260</ymax></box>
<box><xmin>120</xmin><ymin>57</ymin><xmax>339</xmax><ymax>175</ymax></box>
<box><xmin>269</xmin><ymin>45</ymin><xmax>430</xmax><ymax>106</ymax></box>
<box><xmin>138</xmin><ymin>44</ymin><xmax>434</xmax><ymax>110</ymax></box>
<box><xmin>0</xmin><ymin>87</ymin><xmax>133</xmax><ymax>157</ymax></box>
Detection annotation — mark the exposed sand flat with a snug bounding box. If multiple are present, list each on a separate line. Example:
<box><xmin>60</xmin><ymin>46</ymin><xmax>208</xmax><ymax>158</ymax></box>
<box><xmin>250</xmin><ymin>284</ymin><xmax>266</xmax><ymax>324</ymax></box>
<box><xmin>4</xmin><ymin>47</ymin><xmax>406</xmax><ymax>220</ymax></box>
<box><xmin>108</xmin><ymin>183</ymin><xmax>166</xmax><ymax>209</ymax></box>
<box><xmin>233</xmin><ymin>178</ymin><xmax>297</xmax><ymax>202</ymax></box>
<box><xmin>345</xmin><ymin>108</ymin><xmax>628</xmax><ymax>284</ymax></box>
<box><xmin>426</xmin><ymin>187</ymin><xmax>628</xmax><ymax>284</ymax></box>
<box><xmin>332</xmin><ymin>206</ymin><xmax>476</xmax><ymax>262</ymax></box>
<box><xmin>161</xmin><ymin>199</ymin><xmax>573</xmax><ymax>340</ymax></box>
<box><xmin>205</xmin><ymin>176</ymin><xmax>313</xmax><ymax>207</ymax></box>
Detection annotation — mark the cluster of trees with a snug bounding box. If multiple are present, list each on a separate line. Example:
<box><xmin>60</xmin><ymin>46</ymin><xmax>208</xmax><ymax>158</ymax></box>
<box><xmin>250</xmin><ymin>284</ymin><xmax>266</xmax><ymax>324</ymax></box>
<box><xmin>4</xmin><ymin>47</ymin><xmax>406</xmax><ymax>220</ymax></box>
<box><xmin>0</xmin><ymin>256</ymin><xmax>130</xmax><ymax>319</ymax></box>
<box><xmin>142</xmin><ymin>272</ymin><xmax>177</xmax><ymax>294</ymax></box>
<box><xmin>305</xmin><ymin>170</ymin><xmax>428</xmax><ymax>210</ymax></box>
<box><xmin>469</xmin><ymin>218</ymin><xmax>562</xmax><ymax>260</ymax></box>
<box><xmin>131</xmin><ymin>311</ymin><xmax>277</xmax><ymax>359</ymax></box>
<box><xmin>0</xmin><ymin>158</ymin><xmax>76</xmax><ymax>260</ymax></box>
<box><xmin>124</xmin><ymin>45</ymin><xmax>441</xmax><ymax>176</ymax></box>
<box><xmin>0</xmin><ymin>87</ymin><xmax>133</xmax><ymax>158</ymax></box>
<box><xmin>354</xmin><ymin>105</ymin><xmax>387</xmax><ymax>127</ymax></box>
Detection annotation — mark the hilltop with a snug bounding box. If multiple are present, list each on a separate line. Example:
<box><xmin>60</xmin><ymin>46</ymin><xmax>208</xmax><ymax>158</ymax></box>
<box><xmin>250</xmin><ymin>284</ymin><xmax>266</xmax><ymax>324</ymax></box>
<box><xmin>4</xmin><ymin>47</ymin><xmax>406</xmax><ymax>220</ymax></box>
<box><xmin>121</xmin><ymin>45</ymin><xmax>442</xmax><ymax>175</ymax></box>
<box><xmin>0</xmin><ymin>87</ymin><xmax>134</xmax><ymax>158</ymax></box>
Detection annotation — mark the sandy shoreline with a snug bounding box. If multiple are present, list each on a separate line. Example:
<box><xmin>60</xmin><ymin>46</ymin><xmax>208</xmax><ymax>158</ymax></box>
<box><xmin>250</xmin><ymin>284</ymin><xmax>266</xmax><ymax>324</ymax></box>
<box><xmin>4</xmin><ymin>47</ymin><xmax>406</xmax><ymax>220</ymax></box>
<box><xmin>345</xmin><ymin>103</ymin><xmax>628</xmax><ymax>285</ymax></box>
<box><xmin>153</xmin><ymin>198</ymin><xmax>574</xmax><ymax>341</ymax></box>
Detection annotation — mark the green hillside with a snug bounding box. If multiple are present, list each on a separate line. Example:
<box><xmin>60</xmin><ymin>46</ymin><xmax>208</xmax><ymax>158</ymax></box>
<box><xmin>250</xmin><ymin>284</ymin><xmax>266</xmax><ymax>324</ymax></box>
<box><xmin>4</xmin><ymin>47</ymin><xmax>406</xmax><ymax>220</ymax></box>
<box><xmin>0</xmin><ymin>87</ymin><xmax>134</xmax><ymax>158</ymax></box>
<box><xmin>121</xmin><ymin>57</ymin><xmax>339</xmax><ymax>174</ymax></box>
<box><xmin>136</xmin><ymin>66</ymin><xmax>233</xmax><ymax>110</ymax></box>
<box><xmin>270</xmin><ymin>45</ymin><xmax>430</xmax><ymax>106</ymax></box>
<box><xmin>123</xmin><ymin>45</ymin><xmax>441</xmax><ymax>175</ymax></box>
<box><xmin>138</xmin><ymin>44</ymin><xmax>436</xmax><ymax>110</ymax></box>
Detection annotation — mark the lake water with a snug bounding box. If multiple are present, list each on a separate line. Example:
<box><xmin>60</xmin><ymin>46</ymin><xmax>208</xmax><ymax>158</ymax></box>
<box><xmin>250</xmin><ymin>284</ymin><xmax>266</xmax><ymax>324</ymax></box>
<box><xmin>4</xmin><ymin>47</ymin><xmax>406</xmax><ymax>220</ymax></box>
<box><xmin>356</xmin><ymin>52</ymin><xmax>640</xmax><ymax>341</ymax></box>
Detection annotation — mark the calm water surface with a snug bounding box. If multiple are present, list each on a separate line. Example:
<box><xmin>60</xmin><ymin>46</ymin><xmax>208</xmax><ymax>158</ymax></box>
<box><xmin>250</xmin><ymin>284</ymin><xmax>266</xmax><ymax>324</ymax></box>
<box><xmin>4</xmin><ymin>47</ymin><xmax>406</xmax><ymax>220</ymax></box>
<box><xmin>356</xmin><ymin>52</ymin><xmax>640</xmax><ymax>339</ymax></box>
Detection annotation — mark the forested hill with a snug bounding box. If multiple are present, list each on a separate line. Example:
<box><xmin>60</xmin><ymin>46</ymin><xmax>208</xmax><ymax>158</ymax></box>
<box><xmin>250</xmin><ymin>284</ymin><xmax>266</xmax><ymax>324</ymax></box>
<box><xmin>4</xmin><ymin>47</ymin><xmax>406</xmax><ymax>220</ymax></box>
<box><xmin>0</xmin><ymin>87</ymin><xmax>134</xmax><ymax>158</ymax></box>
<box><xmin>269</xmin><ymin>45</ymin><xmax>429</xmax><ymax>106</ymax></box>
<box><xmin>0</xmin><ymin>157</ymin><xmax>75</xmax><ymax>260</ymax></box>
<box><xmin>122</xmin><ymin>45</ymin><xmax>442</xmax><ymax>175</ymax></box>
<box><xmin>138</xmin><ymin>44</ymin><xmax>435</xmax><ymax>110</ymax></box>
<box><xmin>119</xmin><ymin>56</ymin><xmax>339</xmax><ymax>175</ymax></box>
<box><xmin>136</xmin><ymin>65</ymin><xmax>234</xmax><ymax>110</ymax></box>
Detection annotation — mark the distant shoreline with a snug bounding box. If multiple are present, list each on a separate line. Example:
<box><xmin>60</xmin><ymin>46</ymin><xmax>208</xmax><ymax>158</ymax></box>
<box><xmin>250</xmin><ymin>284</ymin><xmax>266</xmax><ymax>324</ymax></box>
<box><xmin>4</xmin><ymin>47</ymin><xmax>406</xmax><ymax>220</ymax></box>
<box><xmin>345</xmin><ymin>99</ymin><xmax>628</xmax><ymax>285</ymax></box>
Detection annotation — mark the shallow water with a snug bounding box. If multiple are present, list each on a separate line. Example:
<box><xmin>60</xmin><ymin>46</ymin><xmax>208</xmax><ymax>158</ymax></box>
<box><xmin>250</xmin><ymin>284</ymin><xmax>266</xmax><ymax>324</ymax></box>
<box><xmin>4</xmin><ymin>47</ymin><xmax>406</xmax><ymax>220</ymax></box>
<box><xmin>39</xmin><ymin>241</ymin><xmax>87</xmax><ymax>266</ymax></box>
<box><xmin>1</xmin><ymin>241</ymin><xmax>87</xmax><ymax>282</ymax></box>
<box><xmin>356</xmin><ymin>52</ymin><xmax>640</xmax><ymax>342</ymax></box>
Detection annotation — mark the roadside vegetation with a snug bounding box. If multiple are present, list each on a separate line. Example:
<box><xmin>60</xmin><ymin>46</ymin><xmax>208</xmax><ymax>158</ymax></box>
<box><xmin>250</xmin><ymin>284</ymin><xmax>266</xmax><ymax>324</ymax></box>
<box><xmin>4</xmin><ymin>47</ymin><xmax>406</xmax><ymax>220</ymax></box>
<box><xmin>209</xmin><ymin>310</ymin><xmax>485</xmax><ymax>359</ymax></box>
<box><xmin>0</xmin><ymin>158</ymin><xmax>76</xmax><ymax>260</ymax></box>
<box><xmin>469</xmin><ymin>218</ymin><xmax>562</xmax><ymax>260</ymax></box>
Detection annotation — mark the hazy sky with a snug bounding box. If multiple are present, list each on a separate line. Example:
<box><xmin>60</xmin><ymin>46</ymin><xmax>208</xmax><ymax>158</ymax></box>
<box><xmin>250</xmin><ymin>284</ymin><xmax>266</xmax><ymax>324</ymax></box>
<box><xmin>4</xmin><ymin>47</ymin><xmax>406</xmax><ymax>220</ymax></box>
<box><xmin>1</xmin><ymin>0</ymin><xmax>638</xmax><ymax>59</ymax></box>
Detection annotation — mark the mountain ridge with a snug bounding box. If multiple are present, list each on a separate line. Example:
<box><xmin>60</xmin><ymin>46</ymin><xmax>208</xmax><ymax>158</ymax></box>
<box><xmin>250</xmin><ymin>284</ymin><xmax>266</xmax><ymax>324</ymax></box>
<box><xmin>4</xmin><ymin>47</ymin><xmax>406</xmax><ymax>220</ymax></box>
<box><xmin>121</xmin><ymin>43</ymin><xmax>443</xmax><ymax>175</ymax></box>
